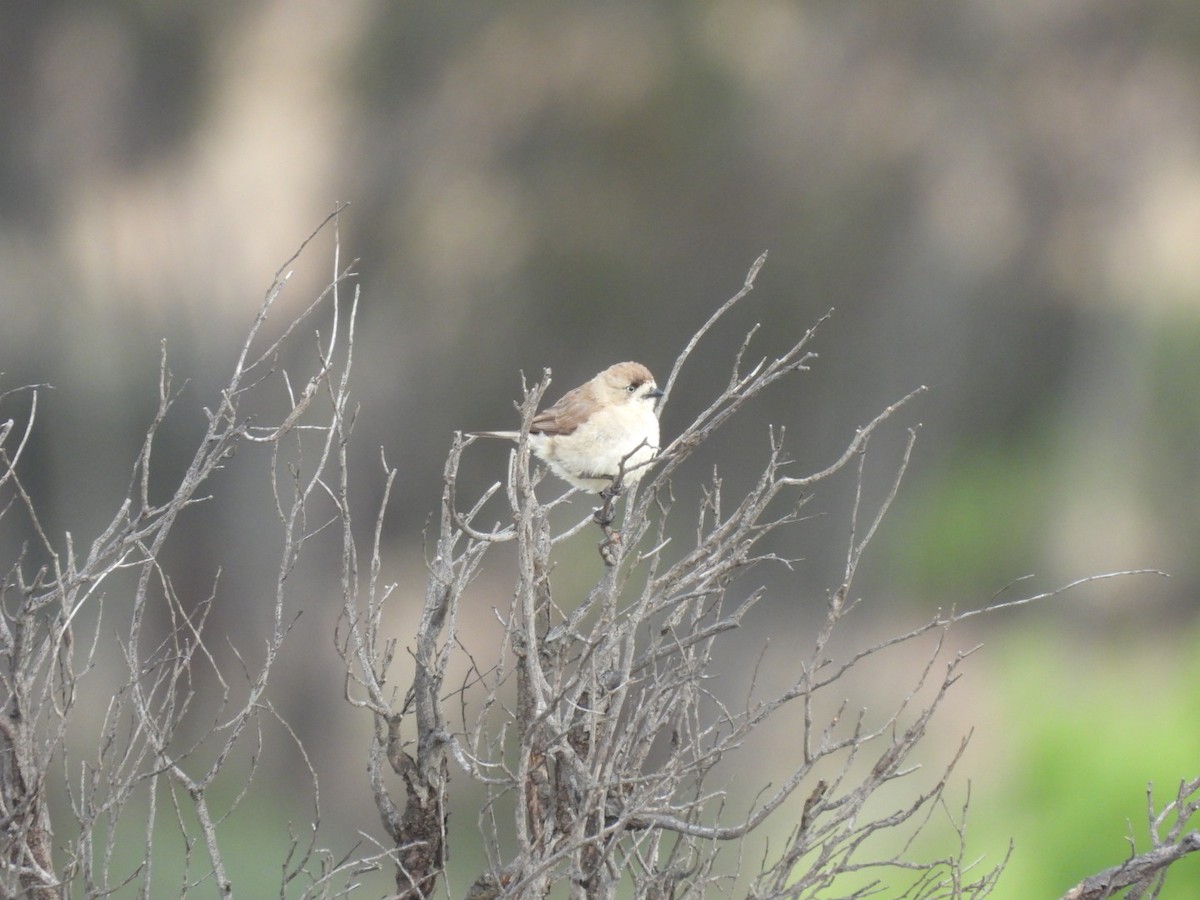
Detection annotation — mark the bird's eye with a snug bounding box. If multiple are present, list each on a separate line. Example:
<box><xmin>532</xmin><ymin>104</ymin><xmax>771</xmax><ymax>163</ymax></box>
<box><xmin>627</xmin><ymin>383</ymin><xmax>638</xmax><ymax>393</ymax></box>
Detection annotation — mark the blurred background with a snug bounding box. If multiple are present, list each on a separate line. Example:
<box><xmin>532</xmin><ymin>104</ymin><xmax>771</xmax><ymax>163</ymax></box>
<box><xmin>2</xmin><ymin>0</ymin><xmax>1200</xmax><ymax>895</ymax></box>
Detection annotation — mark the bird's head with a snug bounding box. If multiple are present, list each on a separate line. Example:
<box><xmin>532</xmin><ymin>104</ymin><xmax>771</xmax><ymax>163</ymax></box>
<box><xmin>599</xmin><ymin>362</ymin><xmax>664</xmax><ymax>410</ymax></box>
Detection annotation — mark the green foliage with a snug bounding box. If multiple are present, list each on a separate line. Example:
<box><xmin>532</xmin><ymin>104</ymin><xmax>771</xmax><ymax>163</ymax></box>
<box><xmin>975</xmin><ymin>624</ymin><xmax>1200</xmax><ymax>898</ymax></box>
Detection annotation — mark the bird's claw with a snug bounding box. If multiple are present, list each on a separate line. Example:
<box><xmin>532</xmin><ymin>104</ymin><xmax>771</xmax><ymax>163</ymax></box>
<box><xmin>594</xmin><ymin>479</ymin><xmax>624</xmax><ymax>528</ymax></box>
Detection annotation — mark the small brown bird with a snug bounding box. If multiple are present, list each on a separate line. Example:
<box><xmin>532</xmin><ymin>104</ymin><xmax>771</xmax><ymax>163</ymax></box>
<box><xmin>470</xmin><ymin>362</ymin><xmax>664</xmax><ymax>493</ymax></box>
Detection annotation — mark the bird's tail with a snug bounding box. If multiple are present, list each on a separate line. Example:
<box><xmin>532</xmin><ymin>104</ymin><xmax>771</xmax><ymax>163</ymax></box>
<box><xmin>466</xmin><ymin>431</ymin><xmax>520</xmax><ymax>440</ymax></box>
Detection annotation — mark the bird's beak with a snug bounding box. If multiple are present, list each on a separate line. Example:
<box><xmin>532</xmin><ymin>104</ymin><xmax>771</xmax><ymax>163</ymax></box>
<box><xmin>649</xmin><ymin>386</ymin><xmax>664</xmax><ymax>403</ymax></box>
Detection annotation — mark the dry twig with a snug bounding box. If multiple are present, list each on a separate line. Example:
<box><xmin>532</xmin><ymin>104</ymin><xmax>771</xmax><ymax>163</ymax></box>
<box><xmin>1</xmin><ymin>226</ymin><xmax>1186</xmax><ymax>900</ymax></box>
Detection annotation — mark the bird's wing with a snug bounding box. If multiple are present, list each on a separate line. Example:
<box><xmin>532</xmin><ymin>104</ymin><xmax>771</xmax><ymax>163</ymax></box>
<box><xmin>530</xmin><ymin>384</ymin><xmax>593</xmax><ymax>435</ymax></box>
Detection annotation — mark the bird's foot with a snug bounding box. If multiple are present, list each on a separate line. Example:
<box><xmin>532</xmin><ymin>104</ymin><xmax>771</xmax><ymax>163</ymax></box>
<box><xmin>599</xmin><ymin>482</ymin><xmax>624</xmax><ymax>503</ymax></box>
<box><xmin>594</xmin><ymin>480</ymin><xmax>624</xmax><ymax>528</ymax></box>
<box><xmin>592</xmin><ymin>505</ymin><xmax>615</xmax><ymax>528</ymax></box>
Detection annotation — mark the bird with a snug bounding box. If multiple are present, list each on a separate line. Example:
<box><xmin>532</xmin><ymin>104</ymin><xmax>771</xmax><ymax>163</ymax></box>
<box><xmin>469</xmin><ymin>361</ymin><xmax>664</xmax><ymax>494</ymax></box>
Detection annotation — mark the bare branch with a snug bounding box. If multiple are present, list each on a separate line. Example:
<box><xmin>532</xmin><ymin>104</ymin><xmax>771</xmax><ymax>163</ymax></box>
<box><xmin>1059</xmin><ymin>778</ymin><xmax>1200</xmax><ymax>900</ymax></box>
<box><xmin>0</xmin><ymin>208</ymin><xmax>382</xmax><ymax>898</ymax></box>
<box><xmin>2</xmin><ymin>236</ymin><xmax>1178</xmax><ymax>900</ymax></box>
<box><xmin>353</xmin><ymin>253</ymin><xmax>1160</xmax><ymax>899</ymax></box>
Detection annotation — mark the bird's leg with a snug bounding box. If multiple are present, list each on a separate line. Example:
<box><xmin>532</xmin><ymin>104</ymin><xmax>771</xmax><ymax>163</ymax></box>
<box><xmin>593</xmin><ymin>467</ymin><xmax>626</xmax><ymax>528</ymax></box>
<box><xmin>593</xmin><ymin>484</ymin><xmax>620</xmax><ymax>528</ymax></box>
<box><xmin>595</xmin><ymin>439</ymin><xmax>654</xmax><ymax>530</ymax></box>
<box><xmin>594</xmin><ymin>439</ymin><xmax>654</xmax><ymax>563</ymax></box>
<box><xmin>594</xmin><ymin>474</ymin><xmax>626</xmax><ymax>564</ymax></box>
